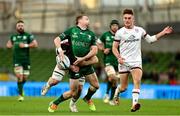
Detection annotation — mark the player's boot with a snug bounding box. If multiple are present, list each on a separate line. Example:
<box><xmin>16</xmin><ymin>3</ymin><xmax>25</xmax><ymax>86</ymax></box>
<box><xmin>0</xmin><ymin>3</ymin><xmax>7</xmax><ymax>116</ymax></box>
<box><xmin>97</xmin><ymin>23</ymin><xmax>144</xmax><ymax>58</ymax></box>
<box><xmin>48</xmin><ymin>102</ymin><xmax>58</xmax><ymax>113</ymax></box>
<box><xmin>113</xmin><ymin>96</ymin><xmax>120</xmax><ymax>105</ymax></box>
<box><xmin>103</xmin><ymin>94</ymin><xmax>109</xmax><ymax>103</ymax></box>
<box><xmin>131</xmin><ymin>103</ymin><xmax>141</xmax><ymax>112</ymax></box>
<box><xmin>83</xmin><ymin>98</ymin><xmax>96</xmax><ymax>111</ymax></box>
<box><xmin>109</xmin><ymin>100</ymin><xmax>116</xmax><ymax>106</ymax></box>
<box><xmin>41</xmin><ymin>85</ymin><xmax>50</xmax><ymax>96</ymax></box>
<box><xmin>69</xmin><ymin>99</ymin><xmax>78</xmax><ymax>112</ymax></box>
<box><xmin>18</xmin><ymin>96</ymin><xmax>24</xmax><ymax>102</ymax></box>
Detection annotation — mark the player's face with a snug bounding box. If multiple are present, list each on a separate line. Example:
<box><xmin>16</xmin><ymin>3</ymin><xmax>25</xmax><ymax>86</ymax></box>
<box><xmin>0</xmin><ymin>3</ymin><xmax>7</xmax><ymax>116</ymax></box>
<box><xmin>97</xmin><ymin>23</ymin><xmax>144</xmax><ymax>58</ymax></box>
<box><xmin>123</xmin><ymin>14</ymin><xmax>134</xmax><ymax>28</ymax></box>
<box><xmin>80</xmin><ymin>16</ymin><xmax>90</xmax><ymax>27</ymax></box>
<box><xmin>110</xmin><ymin>24</ymin><xmax>119</xmax><ymax>33</ymax></box>
<box><xmin>16</xmin><ymin>23</ymin><xmax>24</xmax><ymax>33</ymax></box>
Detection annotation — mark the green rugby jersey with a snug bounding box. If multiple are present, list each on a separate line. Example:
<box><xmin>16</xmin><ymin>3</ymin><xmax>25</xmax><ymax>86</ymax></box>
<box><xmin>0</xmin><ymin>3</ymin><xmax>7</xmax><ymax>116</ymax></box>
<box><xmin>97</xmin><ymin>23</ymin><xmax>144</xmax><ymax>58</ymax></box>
<box><xmin>10</xmin><ymin>32</ymin><xmax>34</xmax><ymax>65</ymax></box>
<box><xmin>59</xmin><ymin>26</ymin><xmax>96</xmax><ymax>57</ymax></box>
<box><xmin>100</xmin><ymin>31</ymin><xmax>118</xmax><ymax>67</ymax></box>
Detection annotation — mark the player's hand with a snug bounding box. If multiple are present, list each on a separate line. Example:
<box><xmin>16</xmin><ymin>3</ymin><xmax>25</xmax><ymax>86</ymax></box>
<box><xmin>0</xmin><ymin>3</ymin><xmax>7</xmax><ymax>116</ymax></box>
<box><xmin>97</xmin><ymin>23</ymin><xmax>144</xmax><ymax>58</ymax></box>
<box><xmin>162</xmin><ymin>26</ymin><xmax>173</xmax><ymax>35</ymax></box>
<box><xmin>118</xmin><ymin>57</ymin><xmax>125</xmax><ymax>64</ymax></box>
<box><xmin>104</xmin><ymin>48</ymin><xmax>110</xmax><ymax>55</ymax></box>
<box><xmin>19</xmin><ymin>43</ymin><xmax>25</xmax><ymax>48</ymax></box>
<box><xmin>73</xmin><ymin>57</ymin><xmax>85</xmax><ymax>65</ymax></box>
<box><xmin>70</xmin><ymin>65</ymin><xmax>79</xmax><ymax>72</ymax></box>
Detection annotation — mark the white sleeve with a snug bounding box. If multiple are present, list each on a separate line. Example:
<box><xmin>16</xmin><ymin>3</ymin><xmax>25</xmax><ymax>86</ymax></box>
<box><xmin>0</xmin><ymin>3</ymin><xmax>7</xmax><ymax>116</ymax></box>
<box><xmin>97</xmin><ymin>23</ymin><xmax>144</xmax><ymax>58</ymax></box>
<box><xmin>144</xmin><ymin>34</ymin><xmax>157</xmax><ymax>43</ymax></box>
<box><xmin>141</xmin><ymin>27</ymin><xmax>157</xmax><ymax>43</ymax></box>
<box><xmin>114</xmin><ymin>30</ymin><xmax>121</xmax><ymax>42</ymax></box>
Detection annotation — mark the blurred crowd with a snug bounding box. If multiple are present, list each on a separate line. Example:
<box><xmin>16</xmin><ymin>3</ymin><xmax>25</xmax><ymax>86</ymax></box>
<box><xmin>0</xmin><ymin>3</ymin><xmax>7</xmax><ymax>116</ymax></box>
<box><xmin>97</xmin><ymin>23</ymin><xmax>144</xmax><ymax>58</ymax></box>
<box><xmin>142</xmin><ymin>52</ymin><xmax>180</xmax><ymax>85</ymax></box>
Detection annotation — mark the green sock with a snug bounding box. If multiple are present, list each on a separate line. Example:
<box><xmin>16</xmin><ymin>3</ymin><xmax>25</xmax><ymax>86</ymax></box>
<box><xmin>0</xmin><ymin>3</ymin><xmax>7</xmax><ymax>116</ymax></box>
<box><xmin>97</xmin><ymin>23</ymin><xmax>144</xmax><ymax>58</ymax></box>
<box><xmin>53</xmin><ymin>95</ymin><xmax>68</xmax><ymax>105</ymax></box>
<box><xmin>84</xmin><ymin>88</ymin><xmax>96</xmax><ymax>101</ymax></box>
<box><xmin>106</xmin><ymin>81</ymin><xmax>112</xmax><ymax>94</ymax></box>
<box><xmin>17</xmin><ymin>82</ymin><xmax>23</xmax><ymax>96</ymax></box>
<box><xmin>110</xmin><ymin>86</ymin><xmax>116</xmax><ymax>100</ymax></box>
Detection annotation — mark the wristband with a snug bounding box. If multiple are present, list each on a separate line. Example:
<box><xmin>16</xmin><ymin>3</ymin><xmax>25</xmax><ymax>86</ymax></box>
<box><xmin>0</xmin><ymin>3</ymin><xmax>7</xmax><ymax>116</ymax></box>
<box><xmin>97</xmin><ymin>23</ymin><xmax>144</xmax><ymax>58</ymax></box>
<box><xmin>24</xmin><ymin>44</ymin><xmax>29</xmax><ymax>48</ymax></box>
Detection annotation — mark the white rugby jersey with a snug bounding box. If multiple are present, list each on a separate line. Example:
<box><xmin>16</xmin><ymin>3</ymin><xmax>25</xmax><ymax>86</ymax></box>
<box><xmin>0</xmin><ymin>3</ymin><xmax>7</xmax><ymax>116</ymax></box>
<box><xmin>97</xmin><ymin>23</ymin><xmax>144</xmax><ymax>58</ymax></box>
<box><xmin>115</xmin><ymin>26</ymin><xmax>146</xmax><ymax>63</ymax></box>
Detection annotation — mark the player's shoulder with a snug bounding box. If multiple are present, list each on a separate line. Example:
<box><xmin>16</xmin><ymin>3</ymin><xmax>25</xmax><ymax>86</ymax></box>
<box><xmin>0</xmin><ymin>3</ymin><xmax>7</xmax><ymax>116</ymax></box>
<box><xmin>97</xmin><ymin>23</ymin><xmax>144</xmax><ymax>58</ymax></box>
<box><xmin>134</xmin><ymin>26</ymin><xmax>145</xmax><ymax>32</ymax></box>
<box><xmin>10</xmin><ymin>33</ymin><xmax>17</xmax><ymax>37</ymax></box>
<box><xmin>116</xmin><ymin>27</ymin><xmax>125</xmax><ymax>34</ymax></box>
<box><xmin>23</xmin><ymin>32</ymin><xmax>33</xmax><ymax>36</ymax></box>
<box><xmin>87</xmin><ymin>28</ymin><xmax>95</xmax><ymax>36</ymax></box>
<box><xmin>66</xmin><ymin>26</ymin><xmax>76</xmax><ymax>32</ymax></box>
<box><xmin>102</xmin><ymin>31</ymin><xmax>110</xmax><ymax>35</ymax></box>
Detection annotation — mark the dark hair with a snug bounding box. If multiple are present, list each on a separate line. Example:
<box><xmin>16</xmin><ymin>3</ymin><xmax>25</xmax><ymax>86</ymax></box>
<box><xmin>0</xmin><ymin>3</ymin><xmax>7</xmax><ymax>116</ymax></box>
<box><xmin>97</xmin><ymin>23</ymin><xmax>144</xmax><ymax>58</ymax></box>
<box><xmin>75</xmin><ymin>13</ymin><xmax>88</xmax><ymax>25</ymax></box>
<box><xmin>123</xmin><ymin>9</ymin><xmax>134</xmax><ymax>15</ymax></box>
<box><xmin>16</xmin><ymin>20</ymin><xmax>24</xmax><ymax>24</ymax></box>
<box><xmin>75</xmin><ymin>15</ymin><xmax>83</xmax><ymax>25</ymax></box>
<box><xmin>110</xmin><ymin>19</ymin><xmax>120</xmax><ymax>28</ymax></box>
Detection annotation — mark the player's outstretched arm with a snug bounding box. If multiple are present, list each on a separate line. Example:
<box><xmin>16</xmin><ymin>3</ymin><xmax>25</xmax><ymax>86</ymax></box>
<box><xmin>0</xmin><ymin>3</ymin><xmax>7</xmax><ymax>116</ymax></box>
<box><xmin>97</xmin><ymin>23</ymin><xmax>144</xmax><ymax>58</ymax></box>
<box><xmin>156</xmin><ymin>26</ymin><xmax>173</xmax><ymax>40</ymax></box>
<box><xmin>73</xmin><ymin>45</ymin><xmax>98</xmax><ymax>65</ymax></box>
<box><xmin>6</xmin><ymin>40</ymin><xmax>13</xmax><ymax>48</ymax></box>
<box><xmin>145</xmin><ymin>26</ymin><xmax>173</xmax><ymax>43</ymax></box>
<box><xmin>79</xmin><ymin>56</ymin><xmax>99</xmax><ymax>66</ymax></box>
<box><xmin>54</xmin><ymin>36</ymin><xmax>64</xmax><ymax>60</ymax></box>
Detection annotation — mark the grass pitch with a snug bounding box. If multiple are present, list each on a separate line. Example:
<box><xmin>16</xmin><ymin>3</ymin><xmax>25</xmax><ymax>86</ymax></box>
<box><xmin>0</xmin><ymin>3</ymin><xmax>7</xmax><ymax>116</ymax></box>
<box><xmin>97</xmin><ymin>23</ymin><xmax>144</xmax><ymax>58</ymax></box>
<box><xmin>0</xmin><ymin>97</ymin><xmax>180</xmax><ymax>115</ymax></box>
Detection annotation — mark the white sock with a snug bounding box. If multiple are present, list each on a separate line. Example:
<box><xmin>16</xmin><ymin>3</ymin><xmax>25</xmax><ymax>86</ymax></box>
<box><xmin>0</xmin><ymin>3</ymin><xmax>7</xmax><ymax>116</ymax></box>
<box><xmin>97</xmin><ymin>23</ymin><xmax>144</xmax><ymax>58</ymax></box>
<box><xmin>132</xmin><ymin>89</ymin><xmax>140</xmax><ymax>106</ymax></box>
<box><xmin>114</xmin><ymin>85</ymin><xmax>120</xmax><ymax>98</ymax></box>
<box><xmin>72</xmin><ymin>98</ymin><xmax>77</xmax><ymax>103</ymax></box>
<box><xmin>46</xmin><ymin>82</ymin><xmax>50</xmax><ymax>87</ymax></box>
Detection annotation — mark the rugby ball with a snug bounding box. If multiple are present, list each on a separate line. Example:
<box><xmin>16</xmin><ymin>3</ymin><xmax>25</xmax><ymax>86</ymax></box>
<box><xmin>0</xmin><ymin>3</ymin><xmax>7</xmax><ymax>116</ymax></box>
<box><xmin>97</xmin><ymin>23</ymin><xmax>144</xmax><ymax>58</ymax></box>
<box><xmin>56</xmin><ymin>55</ymin><xmax>70</xmax><ymax>69</ymax></box>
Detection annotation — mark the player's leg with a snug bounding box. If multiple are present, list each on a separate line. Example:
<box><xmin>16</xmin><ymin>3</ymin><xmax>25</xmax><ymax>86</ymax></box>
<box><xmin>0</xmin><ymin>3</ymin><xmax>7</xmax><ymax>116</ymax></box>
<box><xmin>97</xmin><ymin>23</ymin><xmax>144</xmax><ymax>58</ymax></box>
<box><xmin>17</xmin><ymin>64</ymin><xmax>30</xmax><ymax>101</ymax></box>
<box><xmin>113</xmin><ymin>64</ymin><xmax>130</xmax><ymax>105</ymax></box>
<box><xmin>83</xmin><ymin>72</ymin><xmax>99</xmax><ymax>111</ymax></box>
<box><xmin>14</xmin><ymin>65</ymin><xmax>24</xmax><ymax>101</ymax></box>
<box><xmin>113</xmin><ymin>73</ymin><xmax>129</xmax><ymax>105</ymax></box>
<box><xmin>41</xmin><ymin>65</ymin><xmax>65</xmax><ymax>95</ymax></box>
<box><xmin>103</xmin><ymin>66</ymin><xmax>111</xmax><ymax>103</ymax></box>
<box><xmin>104</xmin><ymin>65</ymin><xmax>118</xmax><ymax>105</ymax></box>
<box><xmin>69</xmin><ymin>76</ymin><xmax>85</xmax><ymax>112</ymax></box>
<box><xmin>48</xmin><ymin>78</ymin><xmax>79</xmax><ymax>112</ymax></box>
<box><xmin>130</xmin><ymin>68</ymin><xmax>142</xmax><ymax>112</ymax></box>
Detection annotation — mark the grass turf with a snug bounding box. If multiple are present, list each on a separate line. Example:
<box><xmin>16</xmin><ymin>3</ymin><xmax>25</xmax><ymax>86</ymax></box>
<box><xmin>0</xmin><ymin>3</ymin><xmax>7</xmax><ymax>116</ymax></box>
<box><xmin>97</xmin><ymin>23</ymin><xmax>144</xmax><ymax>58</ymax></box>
<box><xmin>0</xmin><ymin>97</ymin><xmax>180</xmax><ymax>115</ymax></box>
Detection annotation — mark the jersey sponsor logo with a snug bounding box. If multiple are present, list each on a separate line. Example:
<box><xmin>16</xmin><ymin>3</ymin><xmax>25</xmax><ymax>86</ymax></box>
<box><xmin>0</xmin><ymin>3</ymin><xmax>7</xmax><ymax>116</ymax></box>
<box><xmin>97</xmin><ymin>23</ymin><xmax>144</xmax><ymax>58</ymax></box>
<box><xmin>125</xmin><ymin>39</ymin><xmax>139</xmax><ymax>43</ymax></box>
<box><xmin>125</xmin><ymin>35</ymin><xmax>139</xmax><ymax>43</ymax></box>
<box><xmin>72</xmin><ymin>41</ymin><xmax>90</xmax><ymax>47</ymax></box>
